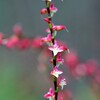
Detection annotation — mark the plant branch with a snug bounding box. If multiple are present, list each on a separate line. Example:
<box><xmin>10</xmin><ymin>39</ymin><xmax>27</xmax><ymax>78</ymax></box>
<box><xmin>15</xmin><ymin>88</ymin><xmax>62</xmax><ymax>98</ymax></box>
<box><xmin>45</xmin><ymin>1</ymin><xmax>58</xmax><ymax>100</ymax></box>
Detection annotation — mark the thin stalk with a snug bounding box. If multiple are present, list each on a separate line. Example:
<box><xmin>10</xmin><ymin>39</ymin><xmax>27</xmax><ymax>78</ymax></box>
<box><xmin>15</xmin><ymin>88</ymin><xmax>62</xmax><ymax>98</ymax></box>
<box><xmin>45</xmin><ymin>1</ymin><xmax>58</xmax><ymax>100</ymax></box>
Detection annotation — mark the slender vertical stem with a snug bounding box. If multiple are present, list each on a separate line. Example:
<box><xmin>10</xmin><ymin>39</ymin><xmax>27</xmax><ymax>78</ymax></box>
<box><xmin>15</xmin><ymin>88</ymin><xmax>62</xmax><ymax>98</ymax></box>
<box><xmin>45</xmin><ymin>1</ymin><xmax>58</xmax><ymax>100</ymax></box>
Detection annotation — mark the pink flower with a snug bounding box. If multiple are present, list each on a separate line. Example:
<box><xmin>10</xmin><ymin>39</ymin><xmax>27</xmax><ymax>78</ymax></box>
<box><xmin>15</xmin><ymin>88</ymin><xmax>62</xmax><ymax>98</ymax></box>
<box><xmin>48</xmin><ymin>41</ymin><xmax>67</xmax><ymax>56</ymax></box>
<box><xmin>50</xmin><ymin>54</ymin><xmax>64</xmax><ymax>66</ymax></box>
<box><xmin>56</xmin><ymin>54</ymin><xmax>64</xmax><ymax>65</ymax></box>
<box><xmin>40</xmin><ymin>4</ymin><xmax>58</xmax><ymax>17</ymax></box>
<box><xmin>58</xmin><ymin>77</ymin><xmax>67</xmax><ymax>90</ymax></box>
<box><xmin>43</xmin><ymin>20</ymin><xmax>68</xmax><ymax>34</ymax></box>
<box><xmin>43</xmin><ymin>18</ymin><xmax>51</xmax><ymax>23</ymax></box>
<box><xmin>41</xmin><ymin>34</ymin><xmax>52</xmax><ymax>44</ymax></box>
<box><xmin>40</xmin><ymin>8</ymin><xmax>47</xmax><ymax>14</ymax></box>
<box><xmin>53</xmin><ymin>25</ymin><xmax>68</xmax><ymax>32</ymax></box>
<box><xmin>50</xmin><ymin>4</ymin><xmax>58</xmax><ymax>12</ymax></box>
<box><xmin>46</xmin><ymin>25</ymin><xmax>68</xmax><ymax>33</ymax></box>
<box><xmin>44</xmin><ymin>88</ymin><xmax>55</xmax><ymax>100</ymax></box>
<box><xmin>50</xmin><ymin>66</ymin><xmax>63</xmax><ymax>78</ymax></box>
<box><xmin>50</xmin><ymin>4</ymin><xmax>58</xmax><ymax>17</ymax></box>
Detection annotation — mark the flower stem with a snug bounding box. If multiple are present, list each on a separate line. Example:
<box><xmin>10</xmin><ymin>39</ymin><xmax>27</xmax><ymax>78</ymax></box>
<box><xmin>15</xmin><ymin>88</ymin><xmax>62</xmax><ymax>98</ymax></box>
<box><xmin>45</xmin><ymin>1</ymin><xmax>58</xmax><ymax>100</ymax></box>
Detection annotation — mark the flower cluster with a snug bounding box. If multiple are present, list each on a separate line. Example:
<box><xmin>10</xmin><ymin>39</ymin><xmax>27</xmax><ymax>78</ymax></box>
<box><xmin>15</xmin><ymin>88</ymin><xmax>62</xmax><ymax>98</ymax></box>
<box><xmin>0</xmin><ymin>25</ymin><xmax>44</xmax><ymax>50</ymax></box>
<box><xmin>41</xmin><ymin>0</ymin><xmax>69</xmax><ymax>100</ymax></box>
<box><xmin>64</xmin><ymin>51</ymin><xmax>100</xmax><ymax>99</ymax></box>
<box><xmin>64</xmin><ymin>52</ymin><xmax>98</xmax><ymax>79</ymax></box>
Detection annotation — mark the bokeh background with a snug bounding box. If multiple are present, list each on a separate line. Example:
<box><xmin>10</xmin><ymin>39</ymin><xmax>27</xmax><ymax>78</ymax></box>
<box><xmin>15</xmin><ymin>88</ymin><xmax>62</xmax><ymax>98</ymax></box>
<box><xmin>0</xmin><ymin>0</ymin><xmax>100</xmax><ymax>100</ymax></box>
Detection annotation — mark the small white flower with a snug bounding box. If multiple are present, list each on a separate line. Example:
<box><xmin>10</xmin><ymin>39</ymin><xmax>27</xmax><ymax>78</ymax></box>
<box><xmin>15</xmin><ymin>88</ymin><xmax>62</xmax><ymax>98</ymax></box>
<box><xmin>59</xmin><ymin>78</ymin><xmax>67</xmax><ymax>90</ymax></box>
<box><xmin>50</xmin><ymin>67</ymin><xmax>63</xmax><ymax>78</ymax></box>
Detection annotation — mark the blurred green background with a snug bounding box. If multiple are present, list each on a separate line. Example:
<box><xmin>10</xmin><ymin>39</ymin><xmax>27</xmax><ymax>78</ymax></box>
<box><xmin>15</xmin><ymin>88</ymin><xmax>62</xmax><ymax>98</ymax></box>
<box><xmin>0</xmin><ymin>0</ymin><xmax>100</xmax><ymax>100</ymax></box>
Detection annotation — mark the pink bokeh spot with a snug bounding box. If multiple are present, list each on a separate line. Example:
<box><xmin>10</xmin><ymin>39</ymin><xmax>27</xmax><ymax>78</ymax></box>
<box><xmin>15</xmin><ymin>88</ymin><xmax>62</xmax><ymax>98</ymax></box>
<box><xmin>0</xmin><ymin>32</ymin><xmax>4</xmax><ymax>45</ymax></box>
